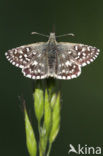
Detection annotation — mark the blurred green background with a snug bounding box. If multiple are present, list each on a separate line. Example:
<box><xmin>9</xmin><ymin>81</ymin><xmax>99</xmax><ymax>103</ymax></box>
<box><xmin>0</xmin><ymin>0</ymin><xmax>103</xmax><ymax>155</ymax></box>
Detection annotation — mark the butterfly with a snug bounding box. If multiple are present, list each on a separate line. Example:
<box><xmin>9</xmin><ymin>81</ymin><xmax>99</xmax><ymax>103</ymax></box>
<box><xmin>5</xmin><ymin>32</ymin><xmax>100</xmax><ymax>80</ymax></box>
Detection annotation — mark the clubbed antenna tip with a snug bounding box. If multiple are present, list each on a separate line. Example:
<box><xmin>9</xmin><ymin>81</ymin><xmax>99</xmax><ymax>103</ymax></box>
<box><xmin>31</xmin><ymin>32</ymin><xmax>49</xmax><ymax>37</ymax></box>
<box><xmin>56</xmin><ymin>33</ymin><xmax>75</xmax><ymax>38</ymax></box>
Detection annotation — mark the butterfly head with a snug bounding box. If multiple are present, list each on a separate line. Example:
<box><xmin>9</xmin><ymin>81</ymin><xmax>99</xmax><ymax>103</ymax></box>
<box><xmin>48</xmin><ymin>33</ymin><xmax>56</xmax><ymax>44</ymax></box>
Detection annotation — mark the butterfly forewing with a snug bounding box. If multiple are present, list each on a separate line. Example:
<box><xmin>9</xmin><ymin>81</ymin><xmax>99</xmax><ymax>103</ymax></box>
<box><xmin>54</xmin><ymin>42</ymin><xmax>100</xmax><ymax>79</ymax></box>
<box><xmin>5</xmin><ymin>42</ymin><xmax>49</xmax><ymax>79</ymax></box>
<box><xmin>5</xmin><ymin>43</ymin><xmax>44</xmax><ymax>67</ymax></box>
<box><xmin>58</xmin><ymin>42</ymin><xmax>100</xmax><ymax>66</ymax></box>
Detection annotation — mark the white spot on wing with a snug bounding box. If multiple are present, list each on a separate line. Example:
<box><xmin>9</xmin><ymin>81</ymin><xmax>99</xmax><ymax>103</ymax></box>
<box><xmin>12</xmin><ymin>62</ymin><xmax>15</xmax><ymax>65</ymax></box>
<box><xmin>75</xmin><ymin>45</ymin><xmax>78</xmax><ymax>51</ymax></box>
<box><xmin>82</xmin><ymin>62</ymin><xmax>87</xmax><ymax>66</ymax></box>
<box><xmin>19</xmin><ymin>55</ymin><xmax>22</xmax><ymax>59</ymax></box>
<box><xmin>19</xmin><ymin>50</ymin><xmax>23</xmax><ymax>54</ymax></box>
<box><xmin>37</xmin><ymin>76</ymin><xmax>40</xmax><ymax>79</ymax></box>
<box><xmin>33</xmin><ymin>61</ymin><xmax>38</xmax><ymax>65</ymax></box>
<box><xmin>65</xmin><ymin>61</ymin><xmax>71</xmax><ymax>66</ymax></box>
<box><xmin>24</xmin><ymin>54</ymin><xmax>27</xmax><ymax>58</ymax></box>
<box><xmin>67</xmin><ymin>76</ymin><xmax>71</xmax><ymax>79</ymax></box>
<box><xmin>27</xmin><ymin>74</ymin><xmax>31</xmax><ymax>78</ymax></box>
<box><xmin>26</xmin><ymin>48</ymin><xmax>30</xmax><ymax>52</ymax></box>
<box><xmin>63</xmin><ymin>76</ymin><xmax>66</xmax><ymax>79</ymax></box>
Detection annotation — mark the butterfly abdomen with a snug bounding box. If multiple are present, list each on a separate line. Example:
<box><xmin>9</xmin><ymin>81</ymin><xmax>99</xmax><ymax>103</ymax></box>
<box><xmin>47</xmin><ymin>44</ymin><xmax>57</xmax><ymax>76</ymax></box>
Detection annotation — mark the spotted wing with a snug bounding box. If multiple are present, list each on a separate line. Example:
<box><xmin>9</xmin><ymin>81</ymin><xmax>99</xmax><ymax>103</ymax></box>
<box><xmin>55</xmin><ymin>42</ymin><xmax>100</xmax><ymax>80</ymax></box>
<box><xmin>5</xmin><ymin>43</ymin><xmax>48</xmax><ymax>79</ymax></box>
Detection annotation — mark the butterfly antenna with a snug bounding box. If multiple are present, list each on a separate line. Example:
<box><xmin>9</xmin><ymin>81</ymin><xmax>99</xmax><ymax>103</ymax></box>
<box><xmin>52</xmin><ymin>24</ymin><xmax>56</xmax><ymax>33</ymax></box>
<box><xmin>56</xmin><ymin>33</ymin><xmax>75</xmax><ymax>38</ymax></box>
<box><xmin>31</xmin><ymin>32</ymin><xmax>49</xmax><ymax>37</ymax></box>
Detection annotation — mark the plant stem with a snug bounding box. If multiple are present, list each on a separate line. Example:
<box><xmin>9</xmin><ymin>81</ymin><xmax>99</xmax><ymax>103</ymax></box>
<box><xmin>47</xmin><ymin>143</ymin><xmax>52</xmax><ymax>156</ymax></box>
<box><xmin>25</xmin><ymin>78</ymin><xmax>61</xmax><ymax>156</ymax></box>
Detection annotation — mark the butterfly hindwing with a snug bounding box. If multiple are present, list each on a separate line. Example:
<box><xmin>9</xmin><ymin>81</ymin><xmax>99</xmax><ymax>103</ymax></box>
<box><xmin>22</xmin><ymin>51</ymin><xmax>48</xmax><ymax>79</ymax></box>
<box><xmin>55</xmin><ymin>44</ymin><xmax>81</xmax><ymax>79</ymax></box>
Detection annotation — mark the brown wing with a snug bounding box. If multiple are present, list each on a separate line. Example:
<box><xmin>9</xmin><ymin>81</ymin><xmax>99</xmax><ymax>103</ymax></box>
<box><xmin>5</xmin><ymin>42</ymin><xmax>49</xmax><ymax>79</ymax></box>
<box><xmin>54</xmin><ymin>42</ymin><xmax>100</xmax><ymax>79</ymax></box>
<box><xmin>57</xmin><ymin>42</ymin><xmax>100</xmax><ymax>66</ymax></box>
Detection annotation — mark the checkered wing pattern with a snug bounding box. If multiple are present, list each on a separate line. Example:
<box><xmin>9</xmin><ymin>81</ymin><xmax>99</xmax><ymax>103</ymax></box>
<box><xmin>5</xmin><ymin>43</ymin><xmax>48</xmax><ymax>79</ymax></box>
<box><xmin>5</xmin><ymin>41</ymin><xmax>100</xmax><ymax>80</ymax></box>
<box><xmin>55</xmin><ymin>42</ymin><xmax>100</xmax><ymax>79</ymax></box>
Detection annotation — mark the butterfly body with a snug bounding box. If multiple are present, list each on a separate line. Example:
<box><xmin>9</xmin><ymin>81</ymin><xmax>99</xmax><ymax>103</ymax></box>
<box><xmin>47</xmin><ymin>36</ymin><xmax>57</xmax><ymax>77</ymax></box>
<box><xmin>5</xmin><ymin>33</ymin><xmax>100</xmax><ymax>80</ymax></box>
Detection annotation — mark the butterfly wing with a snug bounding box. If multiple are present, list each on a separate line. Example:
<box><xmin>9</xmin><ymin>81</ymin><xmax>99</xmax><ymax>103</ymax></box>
<box><xmin>5</xmin><ymin>41</ymin><xmax>100</xmax><ymax>80</ymax></box>
<box><xmin>55</xmin><ymin>42</ymin><xmax>100</xmax><ymax>79</ymax></box>
<box><xmin>5</xmin><ymin>42</ymin><xmax>48</xmax><ymax>79</ymax></box>
<box><xmin>58</xmin><ymin>42</ymin><xmax>100</xmax><ymax>66</ymax></box>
